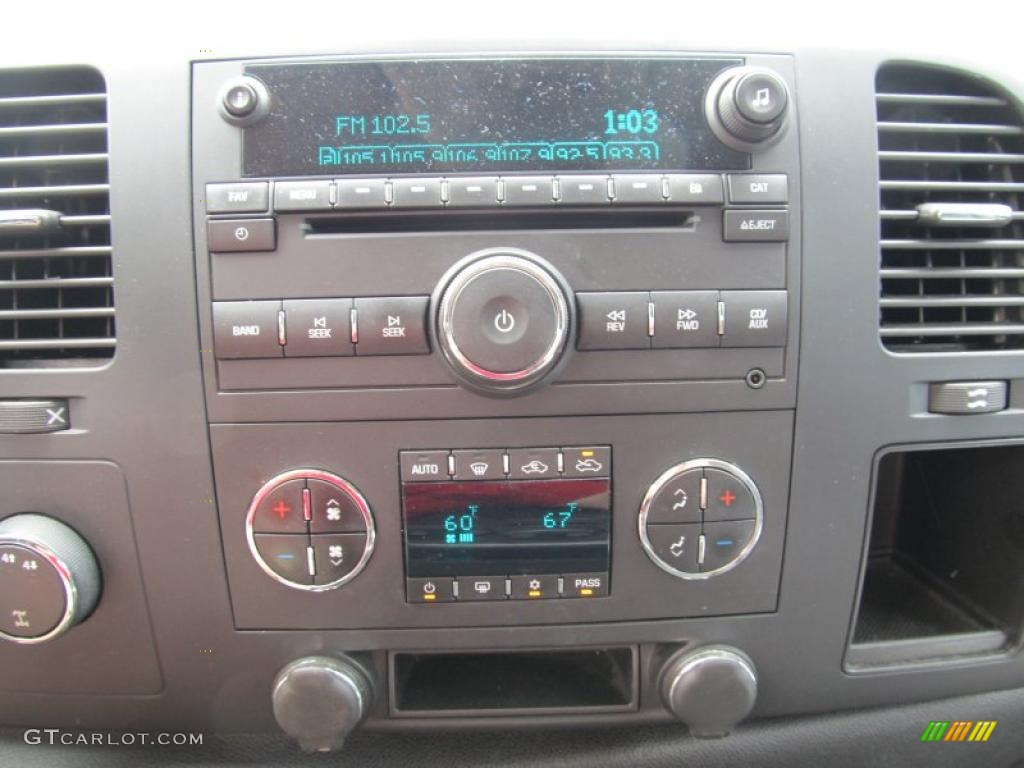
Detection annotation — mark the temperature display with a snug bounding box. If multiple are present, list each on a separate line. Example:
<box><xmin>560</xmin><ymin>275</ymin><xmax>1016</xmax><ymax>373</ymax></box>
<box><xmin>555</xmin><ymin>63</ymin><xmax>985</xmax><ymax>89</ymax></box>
<box><xmin>402</xmin><ymin>479</ymin><xmax>611</xmax><ymax>577</ymax></box>
<box><xmin>242</xmin><ymin>57</ymin><xmax>750</xmax><ymax>176</ymax></box>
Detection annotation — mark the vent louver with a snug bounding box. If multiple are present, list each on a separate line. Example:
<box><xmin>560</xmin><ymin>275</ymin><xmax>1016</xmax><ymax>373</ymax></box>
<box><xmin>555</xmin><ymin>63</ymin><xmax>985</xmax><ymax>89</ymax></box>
<box><xmin>877</xmin><ymin>64</ymin><xmax>1024</xmax><ymax>352</ymax></box>
<box><xmin>0</xmin><ymin>67</ymin><xmax>113</xmax><ymax>368</ymax></box>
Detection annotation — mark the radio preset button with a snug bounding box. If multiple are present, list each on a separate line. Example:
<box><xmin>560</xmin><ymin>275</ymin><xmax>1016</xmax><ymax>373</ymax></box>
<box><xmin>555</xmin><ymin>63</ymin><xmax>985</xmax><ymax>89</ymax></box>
<box><xmin>274</xmin><ymin>180</ymin><xmax>333</xmax><ymax>211</ymax></box>
<box><xmin>252</xmin><ymin>478</ymin><xmax>308</xmax><ymax>534</ymax></box>
<box><xmin>456</xmin><ymin>575</ymin><xmax>507</xmax><ymax>601</ymax></box>
<box><xmin>651</xmin><ymin>291</ymin><xmax>721</xmax><ymax>348</ymax></box>
<box><xmin>283</xmin><ymin>298</ymin><xmax>354</xmax><ymax>357</ymax></box>
<box><xmin>447</xmin><ymin>177</ymin><xmax>499</xmax><ymax>207</ymax></box>
<box><xmin>407</xmin><ymin>577</ymin><xmax>455</xmax><ymax>603</ymax></box>
<box><xmin>576</xmin><ymin>292</ymin><xmax>650</xmax><ymax>350</ymax></box>
<box><xmin>701</xmin><ymin>520</ymin><xmax>756</xmax><ymax>573</ymax></box>
<box><xmin>562</xmin><ymin>572</ymin><xmax>609</xmax><ymax>598</ymax></box>
<box><xmin>391</xmin><ymin>178</ymin><xmax>443</xmax><ymax>208</ymax></box>
<box><xmin>645</xmin><ymin>524</ymin><xmax>701</xmax><ymax>574</ymax></box>
<box><xmin>645</xmin><ymin>469</ymin><xmax>703</xmax><ymax>525</ymax></box>
<box><xmin>723</xmin><ymin>209</ymin><xmax>789</xmax><ymax>242</ymax></box>
<box><xmin>206</xmin><ymin>181</ymin><xmax>269</xmax><ymax>213</ymax></box>
<box><xmin>561</xmin><ymin>446</ymin><xmax>610</xmax><ymax>478</ymax></box>
<box><xmin>334</xmin><ymin>178</ymin><xmax>388</xmax><ymax>209</ymax></box>
<box><xmin>720</xmin><ymin>290</ymin><xmax>788</xmax><ymax>348</ymax></box>
<box><xmin>507</xmin><ymin>447</ymin><xmax>561</xmax><ymax>480</ymax></box>
<box><xmin>311</xmin><ymin>534</ymin><xmax>367</xmax><ymax>585</ymax></box>
<box><xmin>502</xmin><ymin>176</ymin><xmax>556</xmax><ymax>206</ymax></box>
<box><xmin>400</xmin><ymin>450</ymin><xmax>452</xmax><ymax>482</ymax></box>
<box><xmin>726</xmin><ymin>174</ymin><xmax>788</xmax><ymax>205</ymax></box>
<box><xmin>452</xmin><ymin>449</ymin><xmax>506</xmax><ymax>481</ymax></box>
<box><xmin>353</xmin><ymin>296</ymin><xmax>430</xmax><ymax>355</ymax></box>
<box><xmin>253</xmin><ymin>534</ymin><xmax>312</xmax><ymax>584</ymax></box>
<box><xmin>510</xmin><ymin>574</ymin><xmax>559</xmax><ymax>600</ymax></box>
<box><xmin>307</xmin><ymin>480</ymin><xmax>367</xmax><ymax>533</ymax></box>
<box><xmin>611</xmin><ymin>174</ymin><xmax>665</xmax><ymax>204</ymax></box>
<box><xmin>207</xmin><ymin>218</ymin><xmax>276</xmax><ymax>253</ymax></box>
<box><xmin>556</xmin><ymin>175</ymin><xmax>610</xmax><ymax>205</ymax></box>
<box><xmin>213</xmin><ymin>300</ymin><xmax>283</xmax><ymax>359</ymax></box>
<box><xmin>664</xmin><ymin>174</ymin><xmax>725</xmax><ymax>204</ymax></box>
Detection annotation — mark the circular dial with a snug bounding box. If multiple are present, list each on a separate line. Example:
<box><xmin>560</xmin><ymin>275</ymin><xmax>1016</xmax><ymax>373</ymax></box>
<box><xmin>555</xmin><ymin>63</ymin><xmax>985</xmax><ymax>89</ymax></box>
<box><xmin>705</xmin><ymin>66</ymin><xmax>789</xmax><ymax>150</ymax></box>
<box><xmin>272</xmin><ymin>655</ymin><xmax>374</xmax><ymax>753</ymax></box>
<box><xmin>660</xmin><ymin>646</ymin><xmax>758</xmax><ymax>737</ymax></box>
<box><xmin>0</xmin><ymin>514</ymin><xmax>101</xmax><ymax>644</ymax></box>
<box><xmin>434</xmin><ymin>248</ymin><xmax>573</xmax><ymax>395</ymax></box>
<box><xmin>638</xmin><ymin>458</ymin><xmax>763</xmax><ymax>579</ymax></box>
<box><xmin>245</xmin><ymin>469</ymin><xmax>375</xmax><ymax>592</ymax></box>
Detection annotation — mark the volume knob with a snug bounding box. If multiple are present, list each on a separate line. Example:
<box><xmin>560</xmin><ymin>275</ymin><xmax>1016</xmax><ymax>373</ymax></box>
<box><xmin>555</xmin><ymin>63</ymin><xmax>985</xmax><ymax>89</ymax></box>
<box><xmin>706</xmin><ymin>67</ymin><xmax>789</xmax><ymax>150</ymax></box>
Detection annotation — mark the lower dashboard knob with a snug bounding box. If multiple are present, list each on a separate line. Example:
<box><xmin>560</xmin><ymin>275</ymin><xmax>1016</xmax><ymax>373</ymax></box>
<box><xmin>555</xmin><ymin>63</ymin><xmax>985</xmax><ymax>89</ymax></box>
<box><xmin>0</xmin><ymin>513</ymin><xmax>101</xmax><ymax>644</ymax></box>
<box><xmin>434</xmin><ymin>247</ymin><xmax>574</xmax><ymax>396</ymax></box>
<box><xmin>272</xmin><ymin>655</ymin><xmax>375</xmax><ymax>752</ymax></box>
<box><xmin>660</xmin><ymin>645</ymin><xmax>757</xmax><ymax>737</ymax></box>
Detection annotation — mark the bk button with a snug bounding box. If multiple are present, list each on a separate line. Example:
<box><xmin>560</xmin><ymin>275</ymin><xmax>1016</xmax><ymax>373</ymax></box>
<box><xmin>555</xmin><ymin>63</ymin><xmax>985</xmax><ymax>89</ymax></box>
<box><xmin>252</xmin><ymin>479</ymin><xmax>307</xmax><ymax>533</ymax></box>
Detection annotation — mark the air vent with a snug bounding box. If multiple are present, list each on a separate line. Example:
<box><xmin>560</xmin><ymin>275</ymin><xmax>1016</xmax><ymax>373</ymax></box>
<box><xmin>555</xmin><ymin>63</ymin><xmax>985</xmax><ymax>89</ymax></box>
<box><xmin>877</xmin><ymin>63</ymin><xmax>1024</xmax><ymax>352</ymax></box>
<box><xmin>0</xmin><ymin>67</ymin><xmax>113</xmax><ymax>368</ymax></box>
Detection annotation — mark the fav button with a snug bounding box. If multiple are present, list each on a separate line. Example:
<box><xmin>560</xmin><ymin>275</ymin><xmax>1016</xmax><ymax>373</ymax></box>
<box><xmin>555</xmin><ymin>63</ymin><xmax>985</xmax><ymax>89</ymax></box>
<box><xmin>701</xmin><ymin>520</ymin><xmax>757</xmax><ymax>572</ymax></box>
<box><xmin>206</xmin><ymin>181</ymin><xmax>269</xmax><ymax>213</ymax></box>
<box><xmin>307</xmin><ymin>479</ymin><xmax>367</xmax><ymax>534</ymax></box>
<box><xmin>703</xmin><ymin>468</ymin><xmax>758</xmax><ymax>522</ymax></box>
<box><xmin>283</xmin><ymin>298</ymin><xmax>354</xmax><ymax>357</ymax></box>
<box><xmin>353</xmin><ymin>296</ymin><xmax>430</xmax><ymax>355</ymax></box>
<box><xmin>645</xmin><ymin>469</ymin><xmax>703</xmax><ymax>525</ymax></box>
<box><xmin>252</xmin><ymin>479</ymin><xmax>308</xmax><ymax>534</ymax></box>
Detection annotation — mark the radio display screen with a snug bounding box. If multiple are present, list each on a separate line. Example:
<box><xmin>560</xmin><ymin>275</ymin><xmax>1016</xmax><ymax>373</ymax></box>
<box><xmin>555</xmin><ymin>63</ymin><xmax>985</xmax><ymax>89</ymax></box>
<box><xmin>402</xmin><ymin>478</ymin><xmax>611</xmax><ymax>577</ymax></box>
<box><xmin>242</xmin><ymin>58</ymin><xmax>749</xmax><ymax>177</ymax></box>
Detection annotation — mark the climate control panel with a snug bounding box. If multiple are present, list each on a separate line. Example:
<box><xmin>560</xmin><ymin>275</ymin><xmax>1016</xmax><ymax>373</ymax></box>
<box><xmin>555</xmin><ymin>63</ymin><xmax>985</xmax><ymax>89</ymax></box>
<box><xmin>245</xmin><ymin>469</ymin><xmax>376</xmax><ymax>591</ymax></box>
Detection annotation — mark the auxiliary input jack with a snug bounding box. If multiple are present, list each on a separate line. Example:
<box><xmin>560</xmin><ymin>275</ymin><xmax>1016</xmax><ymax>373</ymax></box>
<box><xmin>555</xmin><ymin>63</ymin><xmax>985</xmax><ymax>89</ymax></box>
<box><xmin>745</xmin><ymin>369</ymin><xmax>767</xmax><ymax>389</ymax></box>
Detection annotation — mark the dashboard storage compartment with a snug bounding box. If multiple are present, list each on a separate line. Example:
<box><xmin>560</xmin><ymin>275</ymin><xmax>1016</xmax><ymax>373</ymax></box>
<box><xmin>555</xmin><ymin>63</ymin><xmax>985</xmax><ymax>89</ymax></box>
<box><xmin>390</xmin><ymin>647</ymin><xmax>636</xmax><ymax>715</ymax></box>
<box><xmin>847</xmin><ymin>443</ymin><xmax>1024</xmax><ymax>668</ymax></box>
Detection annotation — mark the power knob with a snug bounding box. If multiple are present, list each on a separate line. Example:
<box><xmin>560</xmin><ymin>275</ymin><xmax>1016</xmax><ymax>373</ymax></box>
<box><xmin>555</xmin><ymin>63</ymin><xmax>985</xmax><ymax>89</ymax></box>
<box><xmin>0</xmin><ymin>514</ymin><xmax>101</xmax><ymax>644</ymax></box>
<box><xmin>660</xmin><ymin>645</ymin><xmax>758</xmax><ymax>737</ymax></box>
<box><xmin>272</xmin><ymin>655</ymin><xmax>375</xmax><ymax>752</ymax></box>
<box><xmin>705</xmin><ymin>67</ymin><xmax>789</xmax><ymax>150</ymax></box>
<box><xmin>433</xmin><ymin>247</ymin><xmax>574</xmax><ymax>396</ymax></box>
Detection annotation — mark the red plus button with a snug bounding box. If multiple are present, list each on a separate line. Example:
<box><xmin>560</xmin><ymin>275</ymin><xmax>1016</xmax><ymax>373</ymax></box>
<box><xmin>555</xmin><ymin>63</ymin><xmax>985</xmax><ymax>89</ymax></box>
<box><xmin>704</xmin><ymin>468</ymin><xmax>756</xmax><ymax>522</ymax></box>
<box><xmin>252</xmin><ymin>479</ymin><xmax>307</xmax><ymax>534</ymax></box>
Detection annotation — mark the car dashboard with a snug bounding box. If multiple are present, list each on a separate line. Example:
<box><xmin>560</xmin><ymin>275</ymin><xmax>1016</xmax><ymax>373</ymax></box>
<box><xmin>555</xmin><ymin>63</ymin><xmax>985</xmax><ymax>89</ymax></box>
<box><xmin>0</xmin><ymin>9</ymin><xmax>1023</xmax><ymax>767</ymax></box>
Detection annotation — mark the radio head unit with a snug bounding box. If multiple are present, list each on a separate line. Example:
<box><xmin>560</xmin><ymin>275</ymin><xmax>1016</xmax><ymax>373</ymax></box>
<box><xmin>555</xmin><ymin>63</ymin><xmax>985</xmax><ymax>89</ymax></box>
<box><xmin>241</xmin><ymin>57</ymin><xmax>751</xmax><ymax>177</ymax></box>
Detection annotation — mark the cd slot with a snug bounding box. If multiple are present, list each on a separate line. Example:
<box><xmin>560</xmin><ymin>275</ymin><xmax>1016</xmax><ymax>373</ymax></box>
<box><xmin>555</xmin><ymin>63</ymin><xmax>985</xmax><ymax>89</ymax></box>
<box><xmin>304</xmin><ymin>208</ymin><xmax>693</xmax><ymax>235</ymax></box>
